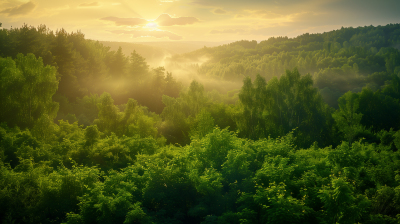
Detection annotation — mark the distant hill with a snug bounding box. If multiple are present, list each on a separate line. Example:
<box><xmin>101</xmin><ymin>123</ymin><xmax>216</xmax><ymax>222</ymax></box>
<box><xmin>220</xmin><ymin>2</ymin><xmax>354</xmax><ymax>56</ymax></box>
<box><xmin>99</xmin><ymin>41</ymin><xmax>173</xmax><ymax>67</ymax></box>
<box><xmin>137</xmin><ymin>41</ymin><xmax>233</xmax><ymax>54</ymax></box>
<box><xmin>165</xmin><ymin>24</ymin><xmax>400</xmax><ymax>107</ymax></box>
<box><xmin>99</xmin><ymin>41</ymin><xmax>233</xmax><ymax>67</ymax></box>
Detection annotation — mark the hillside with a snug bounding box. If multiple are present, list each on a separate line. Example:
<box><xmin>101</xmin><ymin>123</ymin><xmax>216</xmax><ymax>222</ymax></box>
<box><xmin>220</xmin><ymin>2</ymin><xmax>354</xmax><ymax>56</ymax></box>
<box><xmin>166</xmin><ymin>24</ymin><xmax>400</xmax><ymax>107</ymax></box>
<box><xmin>99</xmin><ymin>41</ymin><xmax>232</xmax><ymax>67</ymax></box>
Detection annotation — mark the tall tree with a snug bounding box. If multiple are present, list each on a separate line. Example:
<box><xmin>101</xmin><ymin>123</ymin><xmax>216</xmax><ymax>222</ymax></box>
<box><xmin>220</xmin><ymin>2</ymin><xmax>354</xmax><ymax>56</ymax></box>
<box><xmin>129</xmin><ymin>50</ymin><xmax>149</xmax><ymax>81</ymax></box>
<box><xmin>109</xmin><ymin>47</ymin><xmax>127</xmax><ymax>79</ymax></box>
<box><xmin>332</xmin><ymin>91</ymin><xmax>363</xmax><ymax>146</ymax></box>
<box><xmin>0</xmin><ymin>54</ymin><xmax>59</xmax><ymax>128</ymax></box>
<box><xmin>52</xmin><ymin>28</ymin><xmax>80</xmax><ymax>100</ymax></box>
<box><xmin>236</xmin><ymin>68</ymin><xmax>335</xmax><ymax>147</ymax></box>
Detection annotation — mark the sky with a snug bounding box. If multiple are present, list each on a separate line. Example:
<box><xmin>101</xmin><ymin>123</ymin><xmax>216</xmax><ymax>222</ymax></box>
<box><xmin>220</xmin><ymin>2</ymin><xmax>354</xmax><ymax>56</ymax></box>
<box><xmin>0</xmin><ymin>0</ymin><xmax>399</xmax><ymax>42</ymax></box>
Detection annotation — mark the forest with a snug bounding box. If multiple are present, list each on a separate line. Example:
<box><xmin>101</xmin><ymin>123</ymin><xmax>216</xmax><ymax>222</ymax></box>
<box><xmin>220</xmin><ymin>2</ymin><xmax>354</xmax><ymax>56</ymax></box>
<box><xmin>0</xmin><ymin>23</ymin><xmax>400</xmax><ymax>224</ymax></box>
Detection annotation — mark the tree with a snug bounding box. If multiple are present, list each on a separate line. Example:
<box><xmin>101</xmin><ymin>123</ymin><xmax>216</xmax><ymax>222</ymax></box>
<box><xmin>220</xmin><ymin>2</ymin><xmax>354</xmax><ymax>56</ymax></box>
<box><xmin>332</xmin><ymin>91</ymin><xmax>363</xmax><ymax>146</ymax></box>
<box><xmin>14</xmin><ymin>24</ymin><xmax>41</xmax><ymax>57</ymax></box>
<box><xmin>318</xmin><ymin>178</ymin><xmax>370</xmax><ymax>224</ymax></box>
<box><xmin>164</xmin><ymin>71</ymin><xmax>181</xmax><ymax>98</ymax></box>
<box><xmin>0</xmin><ymin>54</ymin><xmax>59</xmax><ymax>128</ymax></box>
<box><xmin>84</xmin><ymin>125</ymin><xmax>100</xmax><ymax>146</ymax></box>
<box><xmin>32</xmin><ymin>114</ymin><xmax>57</xmax><ymax>142</ymax></box>
<box><xmin>190</xmin><ymin>109</ymin><xmax>214</xmax><ymax>139</ymax></box>
<box><xmin>235</xmin><ymin>75</ymin><xmax>268</xmax><ymax>140</ymax></box>
<box><xmin>183</xmin><ymin>80</ymin><xmax>208</xmax><ymax>116</ymax></box>
<box><xmin>109</xmin><ymin>46</ymin><xmax>127</xmax><ymax>79</ymax></box>
<box><xmin>129</xmin><ymin>50</ymin><xmax>148</xmax><ymax>80</ymax></box>
<box><xmin>358</xmin><ymin>87</ymin><xmax>400</xmax><ymax>131</ymax></box>
<box><xmin>94</xmin><ymin>92</ymin><xmax>120</xmax><ymax>135</ymax></box>
<box><xmin>52</xmin><ymin>28</ymin><xmax>81</xmax><ymax>100</ymax></box>
<box><xmin>236</xmin><ymin>68</ymin><xmax>334</xmax><ymax>147</ymax></box>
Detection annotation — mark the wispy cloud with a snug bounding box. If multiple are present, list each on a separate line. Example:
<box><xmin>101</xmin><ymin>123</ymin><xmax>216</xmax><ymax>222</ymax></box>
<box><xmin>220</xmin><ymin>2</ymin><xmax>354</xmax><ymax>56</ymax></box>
<box><xmin>210</xmin><ymin>29</ymin><xmax>245</xmax><ymax>34</ymax></box>
<box><xmin>245</xmin><ymin>10</ymin><xmax>284</xmax><ymax>19</ymax></box>
<box><xmin>34</xmin><ymin>5</ymin><xmax>70</xmax><ymax>18</ymax></box>
<box><xmin>212</xmin><ymin>9</ymin><xmax>227</xmax><ymax>14</ymax></box>
<box><xmin>110</xmin><ymin>29</ymin><xmax>183</xmax><ymax>40</ymax></box>
<box><xmin>155</xmin><ymin>14</ymin><xmax>199</xmax><ymax>26</ymax></box>
<box><xmin>79</xmin><ymin>2</ymin><xmax>101</xmax><ymax>7</ymax></box>
<box><xmin>101</xmin><ymin>16</ymin><xmax>148</xmax><ymax>26</ymax></box>
<box><xmin>0</xmin><ymin>1</ymin><xmax>36</xmax><ymax>17</ymax></box>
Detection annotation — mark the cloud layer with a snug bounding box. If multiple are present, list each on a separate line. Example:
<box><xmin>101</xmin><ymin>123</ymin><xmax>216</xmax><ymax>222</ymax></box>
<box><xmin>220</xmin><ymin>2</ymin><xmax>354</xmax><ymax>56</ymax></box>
<box><xmin>101</xmin><ymin>17</ymin><xmax>148</xmax><ymax>26</ymax></box>
<box><xmin>101</xmin><ymin>14</ymin><xmax>199</xmax><ymax>27</ymax></box>
<box><xmin>212</xmin><ymin>9</ymin><xmax>227</xmax><ymax>14</ymax></box>
<box><xmin>155</xmin><ymin>14</ymin><xmax>199</xmax><ymax>26</ymax></box>
<box><xmin>210</xmin><ymin>29</ymin><xmax>245</xmax><ymax>34</ymax></box>
<box><xmin>245</xmin><ymin>10</ymin><xmax>283</xmax><ymax>19</ymax></box>
<box><xmin>79</xmin><ymin>2</ymin><xmax>101</xmax><ymax>7</ymax></box>
<box><xmin>0</xmin><ymin>1</ymin><xmax>36</xmax><ymax>17</ymax></box>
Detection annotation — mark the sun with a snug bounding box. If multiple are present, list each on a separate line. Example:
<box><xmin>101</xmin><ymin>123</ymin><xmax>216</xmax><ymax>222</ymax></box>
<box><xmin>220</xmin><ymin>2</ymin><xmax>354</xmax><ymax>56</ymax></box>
<box><xmin>145</xmin><ymin>22</ymin><xmax>158</xmax><ymax>28</ymax></box>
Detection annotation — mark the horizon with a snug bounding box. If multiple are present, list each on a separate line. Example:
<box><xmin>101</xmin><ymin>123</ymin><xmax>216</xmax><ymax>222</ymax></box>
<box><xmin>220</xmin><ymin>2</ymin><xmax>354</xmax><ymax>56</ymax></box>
<box><xmin>1</xmin><ymin>0</ymin><xmax>399</xmax><ymax>43</ymax></box>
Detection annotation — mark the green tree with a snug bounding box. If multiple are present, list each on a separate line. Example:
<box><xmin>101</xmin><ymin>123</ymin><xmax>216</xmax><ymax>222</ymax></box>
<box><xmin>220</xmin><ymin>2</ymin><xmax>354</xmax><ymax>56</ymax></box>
<box><xmin>32</xmin><ymin>114</ymin><xmax>57</xmax><ymax>142</ymax></box>
<box><xmin>332</xmin><ymin>91</ymin><xmax>363</xmax><ymax>146</ymax></box>
<box><xmin>0</xmin><ymin>54</ymin><xmax>59</xmax><ymax>128</ymax></box>
<box><xmin>109</xmin><ymin>46</ymin><xmax>127</xmax><ymax>79</ymax></box>
<box><xmin>254</xmin><ymin>182</ymin><xmax>306</xmax><ymax>224</ymax></box>
<box><xmin>52</xmin><ymin>28</ymin><xmax>80</xmax><ymax>100</ymax></box>
<box><xmin>235</xmin><ymin>75</ymin><xmax>268</xmax><ymax>140</ymax></box>
<box><xmin>190</xmin><ymin>109</ymin><xmax>214</xmax><ymax>139</ymax></box>
<box><xmin>236</xmin><ymin>68</ymin><xmax>334</xmax><ymax>147</ymax></box>
<box><xmin>318</xmin><ymin>177</ymin><xmax>370</xmax><ymax>224</ymax></box>
<box><xmin>129</xmin><ymin>50</ymin><xmax>149</xmax><ymax>80</ymax></box>
<box><xmin>94</xmin><ymin>92</ymin><xmax>120</xmax><ymax>135</ymax></box>
<box><xmin>84</xmin><ymin>125</ymin><xmax>100</xmax><ymax>146</ymax></box>
<box><xmin>358</xmin><ymin>87</ymin><xmax>400</xmax><ymax>131</ymax></box>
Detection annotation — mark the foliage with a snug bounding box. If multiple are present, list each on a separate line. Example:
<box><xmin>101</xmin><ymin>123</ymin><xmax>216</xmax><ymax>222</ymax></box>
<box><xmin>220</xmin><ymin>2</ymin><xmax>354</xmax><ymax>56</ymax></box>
<box><xmin>1</xmin><ymin>23</ymin><xmax>400</xmax><ymax>224</ymax></box>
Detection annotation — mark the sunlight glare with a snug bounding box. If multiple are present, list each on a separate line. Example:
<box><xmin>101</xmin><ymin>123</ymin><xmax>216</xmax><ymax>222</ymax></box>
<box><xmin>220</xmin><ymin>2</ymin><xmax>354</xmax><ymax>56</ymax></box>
<box><xmin>146</xmin><ymin>22</ymin><xmax>158</xmax><ymax>28</ymax></box>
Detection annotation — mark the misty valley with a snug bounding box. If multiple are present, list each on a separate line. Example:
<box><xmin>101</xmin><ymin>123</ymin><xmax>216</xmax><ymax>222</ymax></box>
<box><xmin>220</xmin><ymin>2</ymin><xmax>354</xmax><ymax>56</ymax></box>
<box><xmin>1</xmin><ymin>23</ymin><xmax>400</xmax><ymax>224</ymax></box>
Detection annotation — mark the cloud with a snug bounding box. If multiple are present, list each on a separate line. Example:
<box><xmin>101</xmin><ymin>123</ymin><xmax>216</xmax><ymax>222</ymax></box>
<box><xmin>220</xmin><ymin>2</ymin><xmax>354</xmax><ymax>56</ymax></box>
<box><xmin>34</xmin><ymin>5</ymin><xmax>70</xmax><ymax>17</ymax></box>
<box><xmin>154</xmin><ymin>14</ymin><xmax>199</xmax><ymax>26</ymax></box>
<box><xmin>212</xmin><ymin>9</ymin><xmax>227</xmax><ymax>14</ymax></box>
<box><xmin>210</xmin><ymin>29</ymin><xmax>245</xmax><ymax>34</ymax></box>
<box><xmin>0</xmin><ymin>1</ymin><xmax>36</xmax><ymax>17</ymax></box>
<box><xmin>101</xmin><ymin>16</ymin><xmax>148</xmax><ymax>26</ymax></box>
<box><xmin>191</xmin><ymin>0</ymin><xmax>311</xmax><ymax>8</ymax></box>
<box><xmin>79</xmin><ymin>2</ymin><xmax>101</xmax><ymax>7</ymax></box>
<box><xmin>244</xmin><ymin>10</ymin><xmax>284</xmax><ymax>19</ymax></box>
<box><xmin>110</xmin><ymin>29</ymin><xmax>183</xmax><ymax>40</ymax></box>
<box><xmin>102</xmin><ymin>14</ymin><xmax>200</xmax><ymax>27</ymax></box>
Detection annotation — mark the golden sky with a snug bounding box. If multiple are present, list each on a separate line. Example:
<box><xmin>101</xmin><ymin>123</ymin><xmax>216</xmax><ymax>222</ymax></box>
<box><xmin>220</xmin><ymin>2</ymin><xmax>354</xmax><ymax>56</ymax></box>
<box><xmin>0</xmin><ymin>0</ymin><xmax>399</xmax><ymax>42</ymax></box>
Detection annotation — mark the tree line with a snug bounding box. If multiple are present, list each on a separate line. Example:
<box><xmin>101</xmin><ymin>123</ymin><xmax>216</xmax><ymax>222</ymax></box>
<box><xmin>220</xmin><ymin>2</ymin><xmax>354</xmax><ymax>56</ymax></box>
<box><xmin>167</xmin><ymin>24</ymin><xmax>400</xmax><ymax>108</ymax></box>
<box><xmin>0</xmin><ymin>23</ymin><xmax>400</xmax><ymax>224</ymax></box>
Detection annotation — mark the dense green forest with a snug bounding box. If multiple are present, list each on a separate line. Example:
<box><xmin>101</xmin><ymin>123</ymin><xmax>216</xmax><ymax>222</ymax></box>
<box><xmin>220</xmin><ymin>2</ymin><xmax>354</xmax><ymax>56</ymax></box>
<box><xmin>1</xmin><ymin>23</ymin><xmax>400</xmax><ymax>224</ymax></box>
<box><xmin>167</xmin><ymin>23</ymin><xmax>400</xmax><ymax>108</ymax></box>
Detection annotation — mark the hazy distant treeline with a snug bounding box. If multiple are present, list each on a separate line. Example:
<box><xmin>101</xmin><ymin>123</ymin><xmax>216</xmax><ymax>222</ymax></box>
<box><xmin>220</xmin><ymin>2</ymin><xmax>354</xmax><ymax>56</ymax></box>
<box><xmin>0</xmin><ymin>24</ymin><xmax>182</xmax><ymax>116</ymax></box>
<box><xmin>167</xmin><ymin>24</ymin><xmax>400</xmax><ymax>107</ymax></box>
